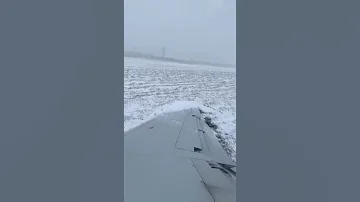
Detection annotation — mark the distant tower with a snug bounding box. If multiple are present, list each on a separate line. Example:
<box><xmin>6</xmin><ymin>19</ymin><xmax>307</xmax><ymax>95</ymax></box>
<box><xmin>162</xmin><ymin>46</ymin><xmax>166</xmax><ymax>58</ymax></box>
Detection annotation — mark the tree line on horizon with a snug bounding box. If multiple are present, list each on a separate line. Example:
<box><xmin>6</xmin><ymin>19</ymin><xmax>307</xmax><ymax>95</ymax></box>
<box><xmin>124</xmin><ymin>50</ymin><xmax>235</xmax><ymax>68</ymax></box>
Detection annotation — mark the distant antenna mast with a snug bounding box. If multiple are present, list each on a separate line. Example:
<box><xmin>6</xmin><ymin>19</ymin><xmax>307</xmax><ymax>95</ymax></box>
<box><xmin>162</xmin><ymin>46</ymin><xmax>166</xmax><ymax>58</ymax></box>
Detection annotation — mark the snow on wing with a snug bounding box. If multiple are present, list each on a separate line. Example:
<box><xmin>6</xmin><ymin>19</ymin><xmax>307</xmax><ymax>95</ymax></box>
<box><xmin>124</xmin><ymin>108</ymin><xmax>236</xmax><ymax>202</ymax></box>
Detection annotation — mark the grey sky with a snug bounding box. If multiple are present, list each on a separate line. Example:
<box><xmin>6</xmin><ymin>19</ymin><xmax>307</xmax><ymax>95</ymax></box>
<box><xmin>124</xmin><ymin>0</ymin><xmax>236</xmax><ymax>65</ymax></box>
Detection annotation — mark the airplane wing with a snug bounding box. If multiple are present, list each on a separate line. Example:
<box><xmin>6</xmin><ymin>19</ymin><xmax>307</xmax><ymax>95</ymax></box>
<box><xmin>125</xmin><ymin>108</ymin><xmax>236</xmax><ymax>202</ymax></box>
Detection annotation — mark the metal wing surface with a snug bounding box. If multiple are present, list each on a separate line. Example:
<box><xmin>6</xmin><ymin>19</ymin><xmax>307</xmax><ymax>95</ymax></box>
<box><xmin>125</xmin><ymin>108</ymin><xmax>236</xmax><ymax>202</ymax></box>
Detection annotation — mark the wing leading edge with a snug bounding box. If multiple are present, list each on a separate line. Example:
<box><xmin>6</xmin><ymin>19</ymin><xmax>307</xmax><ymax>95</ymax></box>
<box><xmin>125</xmin><ymin>108</ymin><xmax>236</xmax><ymax>202</ymax></box>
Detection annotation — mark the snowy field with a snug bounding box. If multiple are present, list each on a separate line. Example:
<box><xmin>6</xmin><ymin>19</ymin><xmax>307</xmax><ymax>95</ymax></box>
<box><xmin>124</xmin><ymin>57</ymin><xmax>236</xmax><ymax>162</ymax></box>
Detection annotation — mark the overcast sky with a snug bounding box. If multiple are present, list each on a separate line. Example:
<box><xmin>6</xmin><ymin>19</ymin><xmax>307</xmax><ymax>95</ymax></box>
<box><xmin>124</xmin><ymin>0</ymin><xmax>236</xmax><ymax>65</ymax></box>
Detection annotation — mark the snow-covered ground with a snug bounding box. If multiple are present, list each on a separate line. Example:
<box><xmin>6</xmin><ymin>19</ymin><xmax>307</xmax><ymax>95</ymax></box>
<box><xmin>124</xmin><ymin>57</ymin><xmax>236</xmax><ymax>162</ymax></box>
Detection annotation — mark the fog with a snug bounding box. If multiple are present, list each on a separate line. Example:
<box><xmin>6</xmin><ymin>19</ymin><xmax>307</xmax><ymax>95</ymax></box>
<box><xmin>124</xmin><ymin>0</ymin><xmax>236</xmax><ymax>65</ymax></box>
